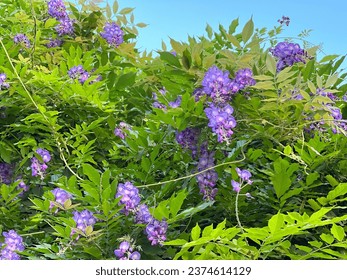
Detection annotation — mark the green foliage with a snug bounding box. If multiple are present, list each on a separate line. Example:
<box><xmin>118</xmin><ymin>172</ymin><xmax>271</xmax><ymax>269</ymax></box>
<box><xmin>0</xmin><ymin>0</ymin><xmax>346</xmax><ymax>260</ymax></box>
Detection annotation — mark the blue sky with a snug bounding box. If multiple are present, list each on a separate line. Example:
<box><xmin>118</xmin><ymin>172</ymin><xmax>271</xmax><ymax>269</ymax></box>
<box><xmin>114</xmin><ymin>0</ymin><xmax>346</xmax><ymax>70</ymax></box>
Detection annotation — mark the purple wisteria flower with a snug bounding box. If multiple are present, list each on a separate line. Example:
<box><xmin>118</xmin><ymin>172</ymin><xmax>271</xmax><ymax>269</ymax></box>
<box><xmin>46</xmin><ymin>38</ymin><xmax>63</xmax><ymax>48</ymax></box>
<box><xmin>278</xmin><ymin>16</ymin><xmax>290</xmax><ymax>26</ymax></box>
<box><xmin>114</xmin><ymin>122</ymin><xmax>131</xmax><ymax>139</ymax></box>
<box><xmin>0</xmin><ymin>73</ymin><xmax>10</xmax><ymax>90</ymax></box>
<box><xmin>100</xmin><ymin>22</ymin><xmax>124</xmax><ymax>47</ymax></box>
<box><xmin>204</xmin><ymin>102</ymin><xmax>237</xmax><ymax>143</ymax></box>
<box><xmin>47</xmin><ymin>0</ymin><xmax>68</xmax><ymax>20</ymax></box>
<box><xmin>231</xmin><ymin>180</ymin><xmax>241</xmax><ymax>193</ymax></box>
<box><xmin>72</xmin><ymin>209</ymin><xmax>97</xmax><ymax>234</ymax></box>
<box><xmin>316</xmin><ymin>88</ymin><xmax>337</xmax><ymax>102</ymax></box>
<box><xmin>202</xmin><ymin>65</ymin><xmax>233</xmax><ymax>103</ymax></box>
<box><xmin>31</xmin><ymin>148</ymin><xmax>51</xmax><ymax>178</ymax></box>
<box><xmin>196</xmin><ymin>143</ymin><xmax>218</xmax><ymax>200</ymax></box>
<box><xmin>193</xmin><ymin>87</ymin><xmax>206</xmax><ymax>102</ymax></box>
<box><xmin>114</xmin><ymin>241</ymin><xmax>141</xmax><ymax>260</ymax></box>
<box><xmin>176</xmin><ymin>127</ymin><xmax>200</xmax><ymax>158</ymax></box>
<box><xmin>0</xmin><ymin>162</ymin><xmax>13</xmax><ymax>184</ymax></box>
<box><xmin>68</xmin><ymin>65</ymin><xmax>90</xmax><ymax>84</ymax></box>
<box><xmin>169</xmin><ymin>95</ymin><xmax>182</xmax><ymax>108</ymax></box>
<box><xmin>235</xmin><ymin>167</ymin><xmax>253</xmax><ymax>184</ymax></box>
<box><xmin>135</xmin><ymin>204</ymin><xmax>153</xmax><ymax>224</ymax></box>
<box><xmin>17</xmin><ymin>179</ymin><xmax>29</xmax><ymax>194</ymax></box>
<box><xmin>230</xmin><ymin>68</ymin><xmax>256</xmax><ymax>92</ymax></box>
<box><xmin>270</xmin><ymin>42</ymin><xmax>308</xmax><ymax>71</ymax></box>
<box><xmin>13</xmin><ymin>33</ymin><xmax>31</xmax><ymax>48</ymax></box>
<box><xmin>50</xmin><ymin>188</ymin><xmax>72</xmax><ymax>208</ymax></box>
<box><xmin>116</xmin><ymin>182</ymin><xmax>141</xmax><ymax>215</ymax></box>
<box><xmin>145</xmin><ymin>219</ymin><xmax>168</xmax><ymax>246</ymax></box>
<box><xmin>55</xmin><ymin>18</ymin><xmax>74</xmax><ymax>36</ymax></box>
<box><xmin>0</xmin><ymin>230</ymin><xmax>25</xmax><ymax>260</ymax></box>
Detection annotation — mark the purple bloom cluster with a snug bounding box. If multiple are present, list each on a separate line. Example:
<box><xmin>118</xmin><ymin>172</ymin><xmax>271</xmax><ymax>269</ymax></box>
<box><xmin>230</xmin><ymin>68</ymin><xmax>256</xmax><ymax>92</ymax></box>
<box><xmin>68</xmin><ymin>65</ymin><xmax>89</xmax><ymax>84</ymax></box>
<box><xmin>55</xmin><ymin>18</ymin><xmax>74</xmax><ymax>36</ymax></box>
<box><xmin>50</xmin><ymin>188</ymin><xmax>72</xmax><ymax>209</ymax></box>
<box><xmin>316</xmin><ymin>88</ymin><xmax>338</xmax><ymax>101</ymax></box>
<box><xmin>193</xmin><ymin>87</ymin><xmax>206</xmax><ymax>102</ymax></box>
<box><xmin>204</xmin><ymin>103</ymin><xmax>237</xmax><ymax>143</ymax></box>
<box><xmin>196</xmin><ymin>143</ymin><xmax>218</xmax><ymax>200</ymax></box>
<box><xmin>47</xmin><ymin>0</ymin><xmax>68</xmax><ymax>20</ymax></box>
<box><xmin>278</xmin><ymin>16</ymin><xmax>290</xmax><ymax>26</ymax></box>
<box><xmin>270</xmin><ymin>42</ymin><xmax>308</xmax><ymax>71</ymax></box>
<box><xmin>114</xmin><ymin>122</ymin><xmax>131</xmax><ymax>139</ymax></box>
<box><xmin>46</xmin><ymin>38</ymin><xmax>63</xmax><ymax>48</ymax></box>
<box><xmin>114</xmin><ymin>241</ymin><xmax>141</xmax><ymax>260</ymax></box>
<box><xmin>31</xmin><ymin>148</ymin><xmax>51</xmax><ymax>178</ymax></box>
<box><xmin>72</xmin><ymin>209</ymin><xmax>97</xmax><ymax>234</ymax></box>
<box><xmin>116</xmin><ymin>182</ymin><xmax>168</xmax><ymax>246</ymax></box>
<box><xmin>47</xmin><ymin>0</ymin><xmax>74</xmax><ymax>37</ymax></box>
<box><xmin>231</xmin><ymin>168</ymin><xmax>253</xmax><ymax>194</ymax></box>
<box><xmin>145</xmin><ymin>219</ymin><xmax>168</xmax><ymax>246</ymax></box>
<box><xmin>168</xmin><ymin>95</ymin><xmax>182</xmax><ymax>108</ymax></box>
<box><xmin>116</xmin><ymin>182</ymin><xmax>141</xmax><ymax>215</ymax></box>
<box><xmin>135</xmin><ymin>204</ymin><xmax>152</xmax><ymax>224</ymax></box>
<box><xmin>0</xmin><ymin>73</ymin><xmax>10</xmax><ymax>90</ymax></box>
<box><xmin>329</xmin><ymin>107</ymin><xmax>347</xmax><ymax>134</ymax></box>
<box><xmin>0</xmin><ymin>162</ymin><xmax>13</xmax><ymax>184</ymax></box>
<box><xmin>17</xmin><ymin>179</ymin><xmax>29</xmax><ymax>194</ymax></box>
<box><xmin>100</xmin><ymin>22</ymin><xmax>124</xmax><ymax>48</ymax></box>
<box><xmin>176</xmin><ymin>127</ymin><xmax>200</xmax><ymax>158</ymax></box>
<box><xmin>202</xmin><ymin>66</ymin><xmax>233</xmax><ymax>103</ymax></box>
<box><xmin>0</xmin><ymin>230</ymin><xmax>25</xmax><ymax>260</ymax></box>
<box><xmin>13</xmin><ymin>33</ymin><xmax>31</xmax><ymax>48</ymax></box>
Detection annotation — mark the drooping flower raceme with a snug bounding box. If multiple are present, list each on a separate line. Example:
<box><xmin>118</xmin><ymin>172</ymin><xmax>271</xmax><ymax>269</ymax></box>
<box><xmin>114</xmin><ymin>241</ymin><xmax>141</xmax><ymax>260</ymax></box>
<box><xmin>278</xmin><ymin>16</ymin><xmax>290</xmax><ymax>26</ymax></box>
<box><xmin>176</xmin><ymin>127</ymin><xmax>200</xmax><ymax>158</ymax></box>
<box><xmin>0</xmin><ymin>162</ymin><xmax>13</xmax><ymax>184</ymax></box>
<box><xmin>47</xmin><ymin>0</ymin><xmax>68</xmax><ymax>20</ymax></box>
<box><xmin>114</xmin><ymin>122</ymin><xmax>132</xmax><ymax>139</ymax></box>
<box><xmin>55</xmin><ymin>17</ymin><xmax>74</xmax><ymax>36</ymax></box>
<box><xmin>0</xmin><ymin>230</ymin><xmax>25</xmax><ymax>260</ymax></box>
<box><xmin>145</xmin><ymin>219</ymin><xmax>168</xmax><ymax>246</ymax></box>
<box><xmin>0</xmin><ymin>73</ymin><xmax>10</xmax><ymax>89</ymax></box>
<box><xmin>168</xmin><ymin>95</ymin><xmax>182</xmax><ymax>108</ymax></box>
<box><xmin>270</xmin><ymin>42</ymin><xmax>308</xmax><ymax>71</ymax></box>
<box><xmin>50</xmin><ymin>188</ymin><xmax>72</xmax><ymax>208</ymax></box>
<box><xmin>232</xmin><ymin>167</ymin><xmax>253</xmax><ymax>194</ymax></box>
<box><xmin>202</xmin><ymin>65</ymin><xmax>233</xmax><ymax>103</ymax></box>
<box><xmin>72</xmin><ymin>209</ymin><xmax>97</xmax><ymax>234</ymax></box>
<box><xmin>46</xmin><ymin>38</ymin><xmax>63</xmax><ymax>48</ymax></box>
<box><xmin>68</xmin><ymin>65</ymin><xmax>90</xmax><ymax>84</ymax></box>
<box><xmin>100</xmin><ymin>22</ymin><xmax>124</xmax><ymax>47</ymax></box>
<box><xmin>31</xmin><ymin>148</ymin><xmax>51</xmax><ymax>178</ymax></box>
<box><xmin>196</xmin><ymin>143</ymin><xmax>218</xmax><ymax>200</ymax></box>
<box><xmin>204</xmin><ymin>103</ymin><xmax>237</xmax><ymax>143</ymax></box>
<box><xmin>193</xmin><ymin>87</ymin><xmax>206</xmax><ymax>102</ymax></box>
<box><xmin>135</xmin><ymin>204</ymin><xmax>153</xmax><ymax>224</ymax></box>
<box><xmin>116</xmin><ymin>182</ymin><xmax>141</xmax><ymax>215</ymax></box>
<box><xmin>13</xmin><ymin>33</ymin><xmax>31</xmax><ymax>48</ymax></box>
<box><xmin>230</xmin><ymin>68</ymin><xmax>256</xmax><ymax>92</ymax></box>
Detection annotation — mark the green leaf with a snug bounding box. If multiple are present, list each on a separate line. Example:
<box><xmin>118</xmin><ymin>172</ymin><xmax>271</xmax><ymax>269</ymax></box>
<box><xmin>169</xmin><ymin>190</ymin><xmax>187</xmax><ymax>217</ymax></box>
<box><xmin>106</xmin><ymin>3</ymin><xmax>112</xmax><ymax>18</ymax></box>
<box><xmin>268</xmin><ymin>212</ymin><xmax>285</xmax><ymax>234</ymax></box>
<box><xmin>191</xmin><ymin>224</ymin><xmax>201</xmax><ymax>241</ymax></box>
<box><xmin>159</xmin><ymin>51</ymin><xmax>181</xmax><ymax>68</ymax></box>
<box><xmin>266</xmin><ymin>53</ymin><xmax>277</xmax><ymax>75</ymax></box>
<box><xmin>113</xmin><ymin>1</ymin><xmax>119</xmax><ymax>14</ymax></box>
<box><xmin>205</xmin><ymin>24</ymin><xmax>213</xmax><ymax>39</ymax></box>
<box><xmin>270</xmin><ymin>158</ymin><xmax>296</xmax><ymax>198</ymax></box>
<box><xmin>115</xmin><ymin>72</ymin><xmax>136</xmax><ymax>90</ymax></box>
<box><xmin>306</xmin><ymin>172</ymin><xmax>319</xmax><ymax>186</ymax></box>
<box><xmin>325</xmin><ymin>175</ymin><xmax>339</xmax><ymax>187</ymax></box>
<box><xmin>331</xmin><ymin>224</ymin><xmax>345</xmax><ymax>241</ymax></box>
<box><xmin>164</xmin><ymin>239</ymin><xmax>187</xmax><ymax>246</ymax></box>
<box><xmin>320</xmin><ymin>233</ymin><xmax>335</xmax><ymax>244</ymax></box>
<box><xmin>82</xmin><ymin>164</ymin><xmax>101</xmax><ymax>185</ymax></box>
<box><xmin>119</xmin><ymin>7</ymin><xmax>134</xmax><ymax>15</ymax></box>
<box><xmin>283</xmin><ymin>145</ymin><xmax>292</xmax><ymax>155</ymax></box>
<box><xmin>242</xmin><ymin>18</ymin><xmax>254</xmax><ymax>43</ymax></box>
<box><xmin>327</xmin><ymin>183</ymin><xmax>347</xmax><ymax>201</ymax></box>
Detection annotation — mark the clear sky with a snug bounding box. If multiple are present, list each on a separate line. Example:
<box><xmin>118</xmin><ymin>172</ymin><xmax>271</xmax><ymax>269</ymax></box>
<box><xmin>113</xmin><ymin>0</ymin><xmax>346</xmax><ymax>70</ymax></box>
